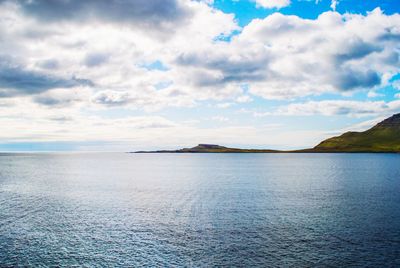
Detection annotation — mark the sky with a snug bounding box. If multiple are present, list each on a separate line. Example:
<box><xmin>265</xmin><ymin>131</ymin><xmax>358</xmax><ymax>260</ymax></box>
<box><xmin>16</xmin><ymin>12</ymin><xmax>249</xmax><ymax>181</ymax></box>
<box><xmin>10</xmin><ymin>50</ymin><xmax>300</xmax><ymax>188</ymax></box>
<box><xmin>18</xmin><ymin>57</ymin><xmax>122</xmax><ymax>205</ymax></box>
<box><xmin>0</xmin><ymin>0</ymin><xmax>399</xmax><ymax>151</ymax></box>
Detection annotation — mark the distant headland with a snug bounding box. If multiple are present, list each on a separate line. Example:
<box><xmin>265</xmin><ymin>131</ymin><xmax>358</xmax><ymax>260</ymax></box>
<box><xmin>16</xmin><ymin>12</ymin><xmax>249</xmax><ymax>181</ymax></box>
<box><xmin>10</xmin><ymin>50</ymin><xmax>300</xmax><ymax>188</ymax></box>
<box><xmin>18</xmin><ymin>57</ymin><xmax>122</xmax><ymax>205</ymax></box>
<box><xmin>133</xmin><ymin>113</ymin><xmax>400</xmax><ymax>153</ymax></box>
<box><xmin>134</xmin><ymin>144</ymin><xmax>279</xmax><ymax>153</ymax></box>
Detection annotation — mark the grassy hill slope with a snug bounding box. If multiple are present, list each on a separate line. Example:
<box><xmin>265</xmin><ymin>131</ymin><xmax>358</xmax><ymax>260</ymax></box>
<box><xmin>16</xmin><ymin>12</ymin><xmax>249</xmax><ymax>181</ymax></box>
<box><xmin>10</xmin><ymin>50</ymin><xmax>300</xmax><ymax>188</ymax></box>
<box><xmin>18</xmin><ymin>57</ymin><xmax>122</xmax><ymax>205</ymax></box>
<box><xmin>313</xmin><ymin>114</ymin><xmax>400</xmax><ymax>152</ymax></box>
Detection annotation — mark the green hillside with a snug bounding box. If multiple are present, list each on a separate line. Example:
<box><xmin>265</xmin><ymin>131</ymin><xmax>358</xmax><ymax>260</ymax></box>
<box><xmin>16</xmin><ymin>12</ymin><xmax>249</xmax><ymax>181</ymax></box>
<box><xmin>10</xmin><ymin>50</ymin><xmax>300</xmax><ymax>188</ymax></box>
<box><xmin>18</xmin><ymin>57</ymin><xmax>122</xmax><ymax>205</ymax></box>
<box><xmin>313</xmin><ymin>113</ymin><xmax>400</xmax><ymax>152</ymax></box>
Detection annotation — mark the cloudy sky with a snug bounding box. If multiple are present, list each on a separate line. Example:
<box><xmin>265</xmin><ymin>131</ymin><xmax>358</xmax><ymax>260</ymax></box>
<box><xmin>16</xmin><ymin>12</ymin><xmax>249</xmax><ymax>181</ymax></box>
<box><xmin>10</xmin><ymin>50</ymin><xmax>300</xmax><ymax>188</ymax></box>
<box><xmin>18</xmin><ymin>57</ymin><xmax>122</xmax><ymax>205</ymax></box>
<box><xmin>0</xmin><ymin>0</ymin><xmax>399</xmax><ymax>151</ymax></box>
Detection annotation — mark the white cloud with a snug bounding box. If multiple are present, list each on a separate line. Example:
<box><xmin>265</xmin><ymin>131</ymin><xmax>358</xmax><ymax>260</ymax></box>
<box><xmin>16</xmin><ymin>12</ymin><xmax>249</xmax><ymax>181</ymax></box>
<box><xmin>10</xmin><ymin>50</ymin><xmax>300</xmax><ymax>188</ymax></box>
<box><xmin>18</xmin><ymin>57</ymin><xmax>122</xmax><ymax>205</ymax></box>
<box><xmin>236</xmin><ymin>95</ymin><xmax>253</xmax><ymax>103</ymax></box>
<box><xmin>367</xmin><ymin>91</ymin><xmax>384</xmax><ymax>98</ymax></box>
<box><xmin>172</xmin><ymin>8</ymin><xmax>400</xmax><ymax>100</ymax></box>
<box><xmin>272</xmin><ymin>100</ymin><xmax>400</xmax><ymax>117</ymax></box>
<box><xmin>0</xmin><ymin>0</ymin><xmax>240</xmax><ymax>108</ymax></box>
<box><xmin>211</xmin><ymin>116</ymin><xmax>229</xmax><ymax>122</ymax></box>
<box><xmin>330</xmin><ymin>0</ymin><xmax>339</xmax><ymax>11</ymax></box>
<box><xmin>216</xmin><ymin>102</ymin><xmax>234</xmax><ymax>108</ymax></box>
<box><xmin>0</xmin><ymin>100</ymin><xmax>179</xmax><ymax>142</ymax></box>
<box><xmin>2</xmin><ymin>2</ymin><xmax>399</xmax><ymax>107</ymax></box>
<box><xmin>255</xmin><ymin>0</ymin><xmax>291</xmax><ymax>9</ymax></box>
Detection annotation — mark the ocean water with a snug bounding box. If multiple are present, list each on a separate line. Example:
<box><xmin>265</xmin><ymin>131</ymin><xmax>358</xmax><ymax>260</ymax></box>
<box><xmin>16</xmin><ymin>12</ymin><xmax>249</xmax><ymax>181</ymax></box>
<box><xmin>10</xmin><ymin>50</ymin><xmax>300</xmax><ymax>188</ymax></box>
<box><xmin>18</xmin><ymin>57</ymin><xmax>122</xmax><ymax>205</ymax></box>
<box><xmin>0</xmin><ymin>153</ymin><xmax>399</xmax><ymax>267</ymax></box>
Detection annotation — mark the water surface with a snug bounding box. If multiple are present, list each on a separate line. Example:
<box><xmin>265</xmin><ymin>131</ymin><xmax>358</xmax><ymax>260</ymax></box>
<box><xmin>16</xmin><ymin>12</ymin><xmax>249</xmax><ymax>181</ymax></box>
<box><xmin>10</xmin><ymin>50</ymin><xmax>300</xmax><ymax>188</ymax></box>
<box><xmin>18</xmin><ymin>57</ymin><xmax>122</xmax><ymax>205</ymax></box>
<box><xmin>0</xmin><ymin>153</ymin><xmax>399</xmax><ymax>266</ymax></box>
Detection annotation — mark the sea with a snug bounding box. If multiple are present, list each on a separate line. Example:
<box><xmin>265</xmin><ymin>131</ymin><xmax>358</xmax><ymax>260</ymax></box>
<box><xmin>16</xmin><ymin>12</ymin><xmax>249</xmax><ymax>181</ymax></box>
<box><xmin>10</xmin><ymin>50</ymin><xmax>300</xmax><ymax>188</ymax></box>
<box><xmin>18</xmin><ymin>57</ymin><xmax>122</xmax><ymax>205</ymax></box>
<box><xmin>0</xmin><ymin>153</ymin><xmax>399</xmax><ymax>267</ymax></box>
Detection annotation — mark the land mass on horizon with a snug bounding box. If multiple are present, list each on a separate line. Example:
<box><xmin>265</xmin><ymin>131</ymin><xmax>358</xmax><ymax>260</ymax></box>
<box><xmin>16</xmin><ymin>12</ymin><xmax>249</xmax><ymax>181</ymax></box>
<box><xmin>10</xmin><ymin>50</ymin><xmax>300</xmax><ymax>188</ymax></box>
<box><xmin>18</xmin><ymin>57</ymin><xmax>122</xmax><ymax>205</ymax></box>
<box><xmin>134</xmin><ymin>113</ymin><xmax>400</xmax><ymax>153</ymax></box>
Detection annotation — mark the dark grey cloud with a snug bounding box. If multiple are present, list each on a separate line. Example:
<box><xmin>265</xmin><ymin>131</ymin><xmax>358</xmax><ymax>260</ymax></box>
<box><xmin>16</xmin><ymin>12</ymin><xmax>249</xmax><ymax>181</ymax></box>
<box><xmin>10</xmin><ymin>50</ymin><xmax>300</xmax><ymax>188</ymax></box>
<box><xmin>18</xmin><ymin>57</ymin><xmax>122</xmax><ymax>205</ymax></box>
<box><xmin>335</xmin><ymin>40</ymin><xmax>381</xmax><ymax>63</ymax></box>
<box><xmin>333</xmin><ymin>69</ymin><xmax>381</xmax><ymax>91</ymax></box>
<box><xmin>91</xmin><ymin>91</ymin><xmax>131</xmax><ymax>106</ymax></box>
<box><xmin>33</xmin><ymin>95</ymin><xmax>77</xmax><ymax>107</ymax></box>
<box><xmin>379</xmin><ymin>27</ymin><xmax>400</xmax><ymax>42</ymax></box>
<box><xmin>329</xmin><ymin>40</ymin><xmax>383</xmax><ymax>91</ymax></box>
<box><xmin>0</xmin><ymin>60</ymin><xmax>92</xmax><ymax>97</ymax></box>
<box><xmin>12</xmin><ymin>0</ymin><xmax>191</xmax><ymax>35</ymax></box>
<box><xmin>176</xmin><ymin>52</ymin><xmax>269</xmax><ymax>86</ymax></box>
<box><xmin>34</xmin><ymin>96</ymin><xmax>62</xmax><ymax>106</ymax></box>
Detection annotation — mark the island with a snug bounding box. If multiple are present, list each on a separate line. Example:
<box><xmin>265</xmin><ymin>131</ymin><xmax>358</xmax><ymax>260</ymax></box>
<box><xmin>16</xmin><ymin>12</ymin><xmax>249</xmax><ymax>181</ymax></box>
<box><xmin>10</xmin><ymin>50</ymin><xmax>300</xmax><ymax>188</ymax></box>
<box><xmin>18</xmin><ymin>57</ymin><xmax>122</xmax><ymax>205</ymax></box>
<box><xmin>133</xmin><ymin>113</ymin><xmax>400</xmax><ymax>153</ymax></box>
<box><xmin>134</xmin><ymin>144</ymin><xmax>279</xmax><ymax>153</ymax></box>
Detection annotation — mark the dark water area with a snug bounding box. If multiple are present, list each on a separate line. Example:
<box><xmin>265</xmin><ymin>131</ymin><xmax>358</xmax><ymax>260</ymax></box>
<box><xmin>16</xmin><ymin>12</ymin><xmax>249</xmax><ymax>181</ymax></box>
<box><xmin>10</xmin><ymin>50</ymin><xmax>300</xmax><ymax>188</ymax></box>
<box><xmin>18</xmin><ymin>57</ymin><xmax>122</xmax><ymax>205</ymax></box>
<box><xmin>0</xmin><ymin>153</ymin><xmax>399</xmax><ymax>267</ymax></box>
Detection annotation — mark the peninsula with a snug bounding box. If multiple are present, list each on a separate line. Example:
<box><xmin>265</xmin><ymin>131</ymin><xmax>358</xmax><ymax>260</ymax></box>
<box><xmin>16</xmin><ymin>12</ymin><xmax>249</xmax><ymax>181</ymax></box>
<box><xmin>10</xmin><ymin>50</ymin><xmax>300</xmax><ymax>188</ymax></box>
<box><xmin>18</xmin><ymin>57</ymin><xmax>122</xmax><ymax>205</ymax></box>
<box><xmin>134</xmin><ymin>113</ymin><xmax>400</xmax><ymax>153</ymax></box>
